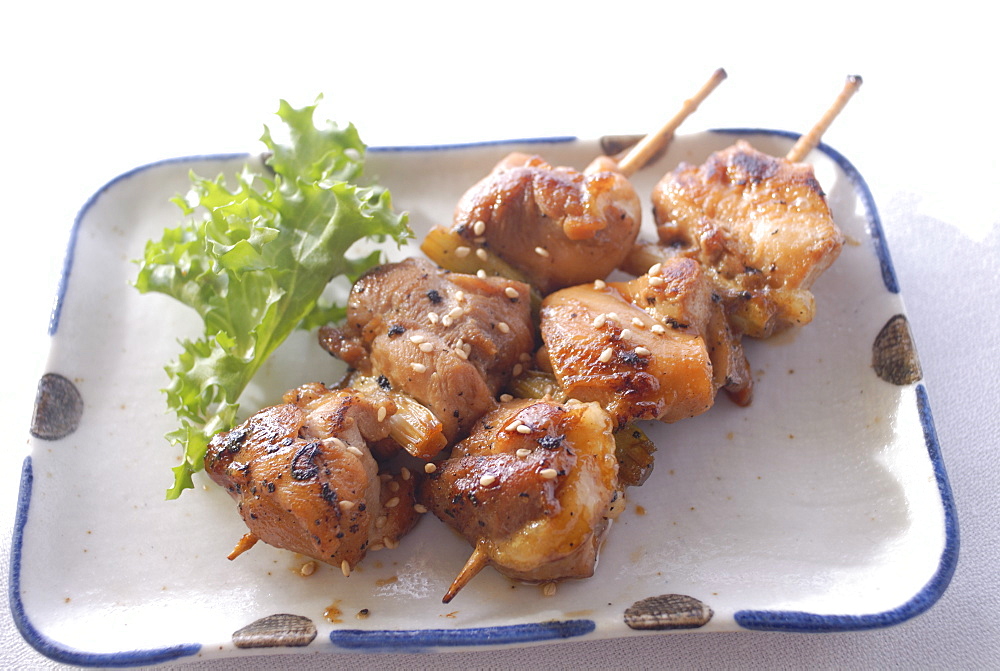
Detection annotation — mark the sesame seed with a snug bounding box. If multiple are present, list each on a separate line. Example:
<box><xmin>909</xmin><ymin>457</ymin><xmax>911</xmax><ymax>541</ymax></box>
<box><xmin>519</xmin><ymin>352</ymin><xmax>532</xmax><ymax>362</ymax></box>
<box><xmin>598</xmin><ymin>347</ymin><xmax>614</xmax><ymax>363</ymax></box>
<box><xmin>455</xmin><ymin>347</ymin><xmax>469</xmax><ymax>360</ymax></box>
<box><xmin>341</xmin><ymin>560</ymin><xmax>351</xmax><ymax>577</ymax></box>
<box><xmin>592</xmin><ymin>313</ymin><xmax>607</xmax><ymax>328</ymax></box>
<box><xmin>516</xmin><ymin>448</ymin><xmax>532</xmax><ymax>458</ymax></box>
<box><xmin>454</xmin><ymin>290</ymin><xmax>465</xmax><ymax>302</ymax></box>
<box><xmin>411</xmin><ymin>362</ymin><xmax>427</xmax><ymax>373</ymax></box>
<box><xmin>542</xmin><ymin>582</ymin><xmax>557</xmax><ymax>597</ymax></box>
<box><xmin>476</xmin><ymin>248</ymin><xmax>488</xmax><ymax>261</ymax></box>
<box><xmin>480</xmin><ymin>474</ymin><xmax>497</xmax><ymax>487</ymax></box>
<box><xmin>389</xmin><ymin>480</ymin><xmax>400</xmax><ymax>492</ymax></box>
<box><xmin>409</xmin><ymin>334</ymin><xmax>425</xmax><ymax>344</ymax></box>
<box><xmin>377</xmin><ymin>405</ymin><xmax>387</xmax><ymax>422</ymax></box>
<box><xmin>473</xmin><ymin>220</ymin><xmax>486</xmax><ymax>236</ymax></box>
<box><xmin>540</xmin><ymin>468</ymin><xmax>558</xmax><ymax>479</ymax></box>
<box><xmin>505</xmin><ymin>286</ymin><xmax>520</xmax><ymax>299</ymax></box>
<box><xmin>635</xmin><ymin>346</ymin><xmax>652</xmax><ymax>356</ymax></box>
<box><xmin>424</xmin><ymin>463</ymin><xmax>438</xmax><ymax>474</ymax></box>
<box><xmin>441</xmin><ymin>315</ymin><xmax>454</xmax><ymax>327</ymax></box>
<box><xmin>369</xmin><ymin>543</ymin><xmax>384</xmax><ymax>552</ymax></box>
<box><xmin>497</xmin><ymin>322</ymin><xmax>510</xmax><ymax>334</ymax></box>
<box><xmin>419</xmin><ymin>342</ymin><xmax>434</xmax><ymax>352</ymax></box>
<box><xmin>594</xmin><ymin>279</ymin><xmax>607</xmax><ymax>290</ymax></box>
<box><xmin>477</xmin><ymin>269</ymin><xmax>487</xmax><ymax>279</ymax></box>
<box><xmin>448</xmin><ymin>306</ymin><xmax>464</xmax><ymax>320</ymax></box>
<box><xmin>621</xmin><ymin>329</ymin><xmax>632</xmax><ymax>339</ymax></box>
<box><xmin>648</xmin><ymin>276</ymin><xmax>665</xmax><ymax>286</ymax></box>
<box><xmin>650</xmin><ymin>324</ymin><xmax>666</xmax><ymax>334</ymax></box>
<box><xmin>506</xmin><ymin>421</ymin><xmax>522</xmax><ymax>432</ymax></box>
<box><xmin>401</xmin><ymin>467</ymin><xmax>411</xmax><ymax>481</ymax></box>
<box><xmin>385</xmin><ymin>496</ymin><xmax>400</xmax><ymax>508</ymax></box>
<box><xmin>649</xmin><ymin>262</ymin><xmax>662</xmax><ymax>275</ymax></box>
<box><xmin>375</xmin><ymin>516</ymin><xmax>387</xmax><ymax>528</ymax></box>
<box><xmin>300</xmin><ymin>561</ymin><xmax>317</xmax><ymax>576</ymax></box>
<box><xmin>632</xmin><ymin>317</ymin><xmax>645</xmax><ymax>328</ymax></box>
<box><xmin>339</xmin><ymin>500</ymin><xmax>355</xmax><ymax>511</ymax></box>
<box><xmin>513</xmin><ymin>363</ymin><xmax>523</xmax><ymax>376</ymax></box>
<box><xmin>455</xmin><ymin>246</ymin><xmax>471</xmax><ymax>258</ymax></box>
<box><xmin>500</xmin><ymin>394</ymin><xmax>513</xmax><ymax>403</ymax></box>
<box><xmin>516</xmin><ymin>424</ymin><xmax>532</xmax><ymax>434</ymax></box>
<box><xmin>606</xmin><ymin>312</ymin><xmax>619</xmax><ymax>321</ymax></box>
<box><xmin>414</xmin><ymin>504</ymin><xmax>428</xmax><ymax>514</ymax></box>
<box><xmin>428</xmin><ymin>312</ymin><xmax>440</xmax><ymax>324</ymax></box>
<box><xmin>384</xmin><ymin>537</ymin><xmax>399</xmax><ymax>549</ymax></box>
<box><xmin>535</xmin><ymin>246</ymin><xmax>550</xmax><ymax>257</ymax></box>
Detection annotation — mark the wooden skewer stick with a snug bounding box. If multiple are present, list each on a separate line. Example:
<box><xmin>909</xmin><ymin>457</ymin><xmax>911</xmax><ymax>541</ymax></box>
<box><xmin>442</xmin><ymin>543</ymin><xmax>490</xmax><ymax>603</ymax></box>
<box><xmin>615</xmin><ymin>68</ymin><xmax>728</xmax><ymax>177</ymax></box>
<box><xmin>785</xmin><ymin>75</ymin><xmax>863</xmax><ymax>163</ymax></box>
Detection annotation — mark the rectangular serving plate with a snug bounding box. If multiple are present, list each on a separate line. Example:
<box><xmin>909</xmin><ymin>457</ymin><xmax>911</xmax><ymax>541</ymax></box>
<box><xmin>11</xmin><ymin>130</ymin><xmax>957</xmax><ymax>666</ymax></box>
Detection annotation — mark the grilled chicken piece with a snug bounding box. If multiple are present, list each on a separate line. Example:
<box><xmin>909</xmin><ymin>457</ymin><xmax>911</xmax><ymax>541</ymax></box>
<box><xmin>204</xmin><ymin>383</ymin><xmax>420</xmax><ymax>572</ymax></box>
<box><xmin>435</xmin><ymin>152</ymin><xmax>642</xmax><ymax>295</ymax></box>
<box><xmin>539</xmin><ymin>257</ymin><xmax>751</xmax><ymax>429</ymax></box>
<box><xmin>419</xmin><ymin>397</ymin><xmax>621</xmax><ymax>597</ymax></box>
<box><xmin>645</xmin><ymin>140</ymin><xmax>844</xmax><ymax>338</ymax></box>
<box><xmin>319</xmin><ymin>257</ymin><xmax>535</xmax><ymax>445</ymax></box>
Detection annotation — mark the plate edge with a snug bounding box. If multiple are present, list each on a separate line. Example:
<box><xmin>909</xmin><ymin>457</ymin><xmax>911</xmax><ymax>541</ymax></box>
<box><xmin>8</xmin><ymin>456</ymin><xmax>203</xmax><ymax>666</ymax></box>
<box><xmin>733</xmin><ymin>384</ymin><xmax>959</xmax><ymax>632</ymax></box>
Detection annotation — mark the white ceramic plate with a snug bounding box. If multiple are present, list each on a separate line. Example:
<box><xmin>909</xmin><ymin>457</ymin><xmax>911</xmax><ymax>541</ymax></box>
<box><xmin>11</xmin><ymin>131</ymin><xmax>957</xmax><ymax>666</ymax></box>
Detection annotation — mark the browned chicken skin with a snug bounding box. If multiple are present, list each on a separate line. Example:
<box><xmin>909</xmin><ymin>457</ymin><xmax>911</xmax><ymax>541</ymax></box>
<box><xmin>418</xmin><ymin>397</ymin><xmax>621</xmax><ymax>585</ymax></box>
<box><xmin>204</xmin><ymin>383</ymin><xmax>420</xmax><ymax>572</ymax></box>
<box><xmin>444</xmin><ymin>152</ymin><xmax>642</xmax><ymax>295</ymax></box>
<box><xmin>641</xmin><ymin>140</ymin><xmax>844</xmax><ymax>338</ymax></box>
<box><xmin>319</xmin><ymin>257</ymin><xmax>535</xmax><ymax>444</ymax></box>
<box><xmin>539</xmin><ymin>258</ymin><xmax>751</xmax><ymax>429</ymax></box>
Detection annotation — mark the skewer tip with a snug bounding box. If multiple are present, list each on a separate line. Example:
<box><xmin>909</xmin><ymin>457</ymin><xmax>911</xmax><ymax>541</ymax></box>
<box><xmin>442</xmin><ymin>544</ymin><xmax>490</xmax><ymax>603</ymax></box>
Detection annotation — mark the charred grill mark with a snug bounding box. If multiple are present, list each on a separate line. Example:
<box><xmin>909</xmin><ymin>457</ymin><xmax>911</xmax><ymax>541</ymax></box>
<box><xmin>291</xmin><ymin>442</ymin><xmax>321</xmax><ymax>481</ymax></box>
<box><xmin>221</xmin><ymin>425</ymin><xmax>250</xmax><ymax>454</ymax></box>
<box><xmin>537</xmin><ymin>434</ymin><xmax>565</xmax><ymax>450</ymax></box>
<box><xmin>730</xmin><ymin>150</ymin><xmax>779</xmax><ymax>184</ymax></box>
<box><xmin>619</xmin><ymin>350</ymin><xmax>647</xmax><ymax>368</ymax></box>
<box><xmin>664</xmin><ymin>317</ymin><xmax>688</xmax><ymax>330</ymax></box>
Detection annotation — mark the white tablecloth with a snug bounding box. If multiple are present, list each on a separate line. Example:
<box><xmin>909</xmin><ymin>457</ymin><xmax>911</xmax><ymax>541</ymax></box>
<box><xmin>3</xmin><ymin>2</ymin><xmax>997</xmax><ymax>668</ymax></box>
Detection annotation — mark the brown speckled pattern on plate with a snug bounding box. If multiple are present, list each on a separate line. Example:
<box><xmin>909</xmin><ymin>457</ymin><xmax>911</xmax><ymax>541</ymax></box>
<box><xmin>624</xmin><ymin>594</ymin><xmax>714</xmax><ymax>630</ymax></box>
<box><xmin>30</xmin><ymin>373</ymin><xmax>83</xmax><ymax>440</ymax></box>
<box><xmin>873</xmin><ymin>314</ymin><xmax>922</xmax><ymax>385</ymax></box>
<box><xmin>232</xmin><ymin>613</ymin><xmax>317</xmax><ymax>649</ymax></box>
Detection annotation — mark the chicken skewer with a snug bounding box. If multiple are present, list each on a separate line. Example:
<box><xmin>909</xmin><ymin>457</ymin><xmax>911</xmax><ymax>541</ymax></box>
<box><xmin>536</xmin><ymin>76</ymin><xmax>863</xmax><ymax>448</ymax></box>
<box><xmin>419</xmin><ymin>397</ymin><xmax>622</xmax><ymax>603</ymax></box>
<box><xmin>421</xmin><ymin>69</ymin><xmax>728</xmax><ymax>296</ymax></box>
<box><xmin>624</xmin><ymin>75</ymin><xmax>862</xmax><ymax>339</ymax></box>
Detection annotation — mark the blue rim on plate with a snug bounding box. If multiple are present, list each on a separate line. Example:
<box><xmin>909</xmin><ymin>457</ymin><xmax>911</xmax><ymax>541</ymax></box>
<box><xmin>11</xmin><ymin>130</ymin><xmax>959</xmax><ymax>666</ymax></box>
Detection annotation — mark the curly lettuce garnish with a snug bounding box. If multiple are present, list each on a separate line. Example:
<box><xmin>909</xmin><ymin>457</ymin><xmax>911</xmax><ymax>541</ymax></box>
<box><xmin>134</xmin><ymin>99</ymin><xmax>411</xmax><ymax>499</ymax></box>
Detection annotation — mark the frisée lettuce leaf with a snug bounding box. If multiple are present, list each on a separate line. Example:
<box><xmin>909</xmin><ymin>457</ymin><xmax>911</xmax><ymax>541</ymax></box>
<box><xmin>134</xmin><ymin>99</ymin><xmax>411</xmax><ymax>499</ymax></box>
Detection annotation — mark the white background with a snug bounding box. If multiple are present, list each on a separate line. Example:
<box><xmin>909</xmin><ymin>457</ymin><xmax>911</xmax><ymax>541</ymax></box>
<box><xmin>2</xmin><ymin>1</ymin><xmax>997</xmax><ymax>668</ymax></box>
